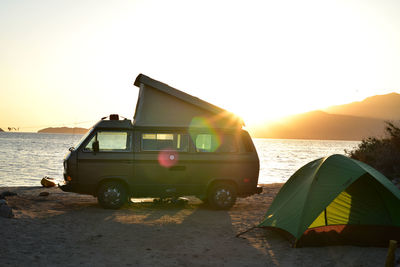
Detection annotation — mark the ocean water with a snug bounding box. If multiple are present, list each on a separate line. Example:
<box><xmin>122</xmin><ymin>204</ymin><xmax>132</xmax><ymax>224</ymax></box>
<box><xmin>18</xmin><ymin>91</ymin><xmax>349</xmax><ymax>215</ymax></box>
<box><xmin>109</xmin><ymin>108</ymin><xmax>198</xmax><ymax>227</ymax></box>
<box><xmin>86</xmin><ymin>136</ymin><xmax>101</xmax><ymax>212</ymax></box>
<box><xmin>253</xmin><ymin>138</ymin><xmax>360</xmax><ymax>184</ymax></box>
<box><xmin>0</xmin><ymin>132</ymin><xmax>82</xmax><ymax>187</ymax></box>
<box><xmin>0</xmin><ymin>132</ymin><xmax>360</xmax><ymax>187</ymax></box>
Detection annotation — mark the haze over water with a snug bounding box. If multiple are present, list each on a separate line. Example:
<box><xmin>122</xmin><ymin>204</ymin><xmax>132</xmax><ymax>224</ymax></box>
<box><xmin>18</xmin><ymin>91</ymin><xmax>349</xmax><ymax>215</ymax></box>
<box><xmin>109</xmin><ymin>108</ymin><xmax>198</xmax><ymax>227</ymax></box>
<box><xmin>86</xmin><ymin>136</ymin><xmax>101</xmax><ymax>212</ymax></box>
<box><xmin>0</xmin><ymin>132</ymin><xmax>360</xmax><ymax>187</ymax></box>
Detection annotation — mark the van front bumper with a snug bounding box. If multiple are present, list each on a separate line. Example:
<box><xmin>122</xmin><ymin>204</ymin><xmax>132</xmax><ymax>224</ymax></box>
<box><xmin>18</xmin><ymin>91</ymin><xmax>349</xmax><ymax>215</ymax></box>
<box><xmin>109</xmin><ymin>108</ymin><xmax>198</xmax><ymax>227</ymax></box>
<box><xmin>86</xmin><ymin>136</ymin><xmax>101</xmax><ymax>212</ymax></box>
<box><xmin>59</xmin><ymin>181</ymin><xmax>74</xmax><ymax>192</ymax></box>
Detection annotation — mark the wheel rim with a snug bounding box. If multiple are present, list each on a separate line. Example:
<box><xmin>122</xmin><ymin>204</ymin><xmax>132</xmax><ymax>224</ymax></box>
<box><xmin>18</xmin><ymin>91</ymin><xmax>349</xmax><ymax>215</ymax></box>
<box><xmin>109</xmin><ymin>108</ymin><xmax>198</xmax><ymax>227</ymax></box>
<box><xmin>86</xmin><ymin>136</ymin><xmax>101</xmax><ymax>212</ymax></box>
<box><xmin>103</xmin><ymin>186</ymin><xmax>122</xmax><ymax>206</ymax></box>
<box><xmin>214</xmin><ymin>188</ymin><xmax>232</xmax><ymax>207</ymax></box>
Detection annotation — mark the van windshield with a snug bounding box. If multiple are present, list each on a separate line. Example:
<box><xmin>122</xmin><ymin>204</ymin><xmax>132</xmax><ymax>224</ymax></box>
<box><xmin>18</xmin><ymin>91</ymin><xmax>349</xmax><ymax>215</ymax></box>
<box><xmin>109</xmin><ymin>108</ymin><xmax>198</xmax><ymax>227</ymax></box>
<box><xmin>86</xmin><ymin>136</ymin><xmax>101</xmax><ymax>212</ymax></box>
<box><xmin>73</xmin><ymin>128</ymin><xmax>93</xmax><ymax>150</ymax></box>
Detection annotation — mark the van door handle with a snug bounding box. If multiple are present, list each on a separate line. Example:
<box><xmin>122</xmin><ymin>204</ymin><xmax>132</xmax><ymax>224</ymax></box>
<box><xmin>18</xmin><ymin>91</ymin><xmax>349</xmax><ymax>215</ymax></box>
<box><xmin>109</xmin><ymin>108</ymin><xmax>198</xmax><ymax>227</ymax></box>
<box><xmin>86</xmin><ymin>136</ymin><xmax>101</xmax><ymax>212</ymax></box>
<box><xmin>169</xmin><ymin>166</ymin><xmax>186</xmax><ymax>171</ymax></box>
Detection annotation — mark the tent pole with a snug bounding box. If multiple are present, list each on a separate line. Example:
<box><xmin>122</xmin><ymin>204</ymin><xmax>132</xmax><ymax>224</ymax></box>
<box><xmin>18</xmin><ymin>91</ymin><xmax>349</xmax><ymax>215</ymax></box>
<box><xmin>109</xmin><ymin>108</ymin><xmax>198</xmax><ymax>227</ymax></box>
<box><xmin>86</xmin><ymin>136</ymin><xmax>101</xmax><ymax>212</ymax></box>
<box><xmin>385</xmin><ymin>240</ymin><xmax>397</xmax><ymax>267</ymax></box>
<box><xmin>235</xmin><ymin>225</ymin><xmax>258</xmax><ymax>238</ymax></box>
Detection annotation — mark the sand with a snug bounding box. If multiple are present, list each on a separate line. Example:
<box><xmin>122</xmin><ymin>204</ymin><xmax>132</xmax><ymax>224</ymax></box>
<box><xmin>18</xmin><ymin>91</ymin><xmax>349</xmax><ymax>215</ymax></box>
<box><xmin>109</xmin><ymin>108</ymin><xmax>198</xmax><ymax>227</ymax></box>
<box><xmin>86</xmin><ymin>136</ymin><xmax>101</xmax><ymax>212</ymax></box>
<box><xmin>0</xmin><ymin>184</ymin><xmax>398</xmax><ymax>266</ymax></box>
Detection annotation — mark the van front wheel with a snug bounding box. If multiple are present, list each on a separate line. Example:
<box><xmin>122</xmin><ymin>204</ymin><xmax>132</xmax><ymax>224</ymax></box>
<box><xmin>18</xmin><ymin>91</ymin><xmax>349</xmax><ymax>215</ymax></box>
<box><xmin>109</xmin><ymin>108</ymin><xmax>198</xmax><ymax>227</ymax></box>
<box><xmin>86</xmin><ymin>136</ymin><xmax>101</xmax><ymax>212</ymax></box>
<box><xmin>208</xmin><ymin>183</ymin><xmax>237</xmax><ymax>210</ymax></box>
<box><xmin>97</xmin><ymin>181</ymin><xmax>128</xmax><ymax>209</ymax></box>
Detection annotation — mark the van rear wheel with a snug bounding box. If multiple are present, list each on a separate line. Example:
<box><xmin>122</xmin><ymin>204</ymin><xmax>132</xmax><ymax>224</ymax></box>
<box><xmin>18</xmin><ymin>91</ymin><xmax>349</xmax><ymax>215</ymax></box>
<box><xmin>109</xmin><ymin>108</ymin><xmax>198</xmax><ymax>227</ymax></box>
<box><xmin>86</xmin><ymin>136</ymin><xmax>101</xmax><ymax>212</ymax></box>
<box><xmin>208</xmin><ymin>183</ymin><xmax>237</xmax><ymax>210</ymax></box>
<box><xmin>97</xmin><ymin>181</ymin><xmax>128</xmax><ymax>209</ymax></box>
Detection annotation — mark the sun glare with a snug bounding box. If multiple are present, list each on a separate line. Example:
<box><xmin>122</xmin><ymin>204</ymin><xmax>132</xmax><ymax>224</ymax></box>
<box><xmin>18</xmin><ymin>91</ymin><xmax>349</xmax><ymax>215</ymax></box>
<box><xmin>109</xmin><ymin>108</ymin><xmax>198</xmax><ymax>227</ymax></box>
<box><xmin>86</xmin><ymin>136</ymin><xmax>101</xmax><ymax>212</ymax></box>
<box><xmin>1</xmin><ymin>0</ymin><xmax>400</xmax><ymax>131</ymax></box>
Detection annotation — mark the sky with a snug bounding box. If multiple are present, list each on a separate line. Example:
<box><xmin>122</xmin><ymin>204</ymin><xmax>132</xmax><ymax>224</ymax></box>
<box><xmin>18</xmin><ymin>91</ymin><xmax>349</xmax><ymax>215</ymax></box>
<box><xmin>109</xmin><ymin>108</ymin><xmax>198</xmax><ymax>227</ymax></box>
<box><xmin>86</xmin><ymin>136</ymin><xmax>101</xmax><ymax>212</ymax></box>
<box><xmin>1</xmin><ymin>0</ymin><xmax>400</xmax><ymax>132</ymax></box>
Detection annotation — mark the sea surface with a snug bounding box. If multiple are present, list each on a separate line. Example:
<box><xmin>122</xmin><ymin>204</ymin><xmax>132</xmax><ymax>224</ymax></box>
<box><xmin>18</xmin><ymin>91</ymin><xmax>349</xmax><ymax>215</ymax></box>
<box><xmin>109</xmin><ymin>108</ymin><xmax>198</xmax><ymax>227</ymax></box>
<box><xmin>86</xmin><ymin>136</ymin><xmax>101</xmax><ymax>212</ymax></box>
<box><xmin>0</xmin><ymin>132</ymin><xmax>360</xmax><ymax>187</ymax></box>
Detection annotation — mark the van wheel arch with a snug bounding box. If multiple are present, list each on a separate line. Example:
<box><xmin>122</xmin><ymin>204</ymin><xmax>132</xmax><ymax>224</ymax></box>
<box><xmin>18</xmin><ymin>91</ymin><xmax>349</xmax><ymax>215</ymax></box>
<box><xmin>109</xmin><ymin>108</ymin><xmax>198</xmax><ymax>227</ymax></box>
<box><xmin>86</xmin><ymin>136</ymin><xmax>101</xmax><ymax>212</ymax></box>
<box><xmin>207</xmin><ymin>179</ymin><xmax>238</xmax><ymax>194</ymax></box>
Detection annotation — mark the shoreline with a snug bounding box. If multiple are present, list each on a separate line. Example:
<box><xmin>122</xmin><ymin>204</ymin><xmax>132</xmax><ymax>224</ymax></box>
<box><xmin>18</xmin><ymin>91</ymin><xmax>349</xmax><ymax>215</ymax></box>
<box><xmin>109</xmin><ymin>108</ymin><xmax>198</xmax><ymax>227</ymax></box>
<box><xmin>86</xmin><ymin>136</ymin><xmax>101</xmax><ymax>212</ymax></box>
<box><xmin>0</xmin><ymin>184</ymin><xmax>396</xmax><ymax>266</ymax></box>
<box><xmin>0</xmin><ymin>131</ymin><xmax>363</xmax><ymax>142</ymax></box>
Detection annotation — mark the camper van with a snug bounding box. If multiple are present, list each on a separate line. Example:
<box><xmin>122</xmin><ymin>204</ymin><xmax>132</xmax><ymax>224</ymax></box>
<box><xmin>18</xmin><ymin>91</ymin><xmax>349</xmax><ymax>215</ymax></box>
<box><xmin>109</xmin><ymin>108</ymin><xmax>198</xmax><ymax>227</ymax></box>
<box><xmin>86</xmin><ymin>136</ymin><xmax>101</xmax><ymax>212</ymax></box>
<box><xmin>61</xmin><ymin>74</ymin><xmax>261</xmax><ymax>209</ymax></box>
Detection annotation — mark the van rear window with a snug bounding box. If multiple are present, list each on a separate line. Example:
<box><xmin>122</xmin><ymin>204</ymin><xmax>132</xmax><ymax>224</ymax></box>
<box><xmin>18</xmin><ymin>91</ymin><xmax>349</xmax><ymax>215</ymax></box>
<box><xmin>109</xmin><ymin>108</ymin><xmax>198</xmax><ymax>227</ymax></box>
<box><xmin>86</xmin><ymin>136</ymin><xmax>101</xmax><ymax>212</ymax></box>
<box><xmin>142</xmin><ymin>133</ymin><xmax>188</xmax><ymax>151</ymax></box>
<box><xmin>241</xmin><ymin>131</ymin><xmax>255</xmax><ymax>152</ymax></box>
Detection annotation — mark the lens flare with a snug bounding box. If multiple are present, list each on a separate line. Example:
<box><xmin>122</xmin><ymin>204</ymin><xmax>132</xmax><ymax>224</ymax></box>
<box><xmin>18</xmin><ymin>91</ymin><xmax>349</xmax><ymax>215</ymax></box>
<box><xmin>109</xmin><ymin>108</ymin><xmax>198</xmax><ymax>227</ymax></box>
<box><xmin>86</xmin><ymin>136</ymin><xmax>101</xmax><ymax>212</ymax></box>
<box><xmin>189</xmin><ymin>117</ymin><xmax>221</xmax><ymax>152</ymax></box>
<box><xmin>158</xmin><ymin>149</ymin><xmax>179</xmax><ymax>168</ymax></box>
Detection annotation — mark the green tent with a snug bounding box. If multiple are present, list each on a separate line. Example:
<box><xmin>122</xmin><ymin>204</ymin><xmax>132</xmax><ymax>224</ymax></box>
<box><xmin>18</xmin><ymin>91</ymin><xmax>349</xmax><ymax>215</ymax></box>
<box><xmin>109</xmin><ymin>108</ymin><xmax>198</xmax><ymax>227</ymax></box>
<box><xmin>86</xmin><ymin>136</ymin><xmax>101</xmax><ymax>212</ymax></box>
<box><xmin>259</xmin><ymin>154</ymin><xmax>400</xmax><ymax>247</ymax></box>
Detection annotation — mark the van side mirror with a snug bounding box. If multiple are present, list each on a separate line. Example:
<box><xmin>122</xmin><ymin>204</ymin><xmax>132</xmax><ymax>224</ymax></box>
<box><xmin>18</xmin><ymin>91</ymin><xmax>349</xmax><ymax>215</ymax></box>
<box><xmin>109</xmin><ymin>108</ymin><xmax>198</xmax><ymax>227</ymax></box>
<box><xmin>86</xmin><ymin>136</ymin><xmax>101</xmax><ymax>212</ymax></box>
<box><xmin>92</xmin><ymin>140</ymin><xmax>99</xmax><ymax>153</ymax></box>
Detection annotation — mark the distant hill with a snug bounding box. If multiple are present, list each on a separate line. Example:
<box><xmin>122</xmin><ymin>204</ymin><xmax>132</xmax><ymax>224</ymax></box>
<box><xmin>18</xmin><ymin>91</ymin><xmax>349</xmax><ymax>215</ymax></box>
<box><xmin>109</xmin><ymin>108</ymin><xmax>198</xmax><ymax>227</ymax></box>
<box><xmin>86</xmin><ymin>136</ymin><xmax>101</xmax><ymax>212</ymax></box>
<box><xmin>324</xmin><ymin>92</ymin><xmax>400</xmax><ymax>120</ymax></box>
<box><xmin>38</xmin><ymin>127</ymin><xmax>88</xmax><ymax>134</ymax></box>
<box><xmin>250</xmin><ymin>111</ymin><xmax>387</xmax><ymax>141</ymax></box>
<box><xmin>0</xmin><ymin>128</ymin><xmax>3</xmax><ymax>132</ymax></box>
<box><xmin>251</xmin><ymin>92</ymin><xmax>400</xmax><ymax>140</ymax></box>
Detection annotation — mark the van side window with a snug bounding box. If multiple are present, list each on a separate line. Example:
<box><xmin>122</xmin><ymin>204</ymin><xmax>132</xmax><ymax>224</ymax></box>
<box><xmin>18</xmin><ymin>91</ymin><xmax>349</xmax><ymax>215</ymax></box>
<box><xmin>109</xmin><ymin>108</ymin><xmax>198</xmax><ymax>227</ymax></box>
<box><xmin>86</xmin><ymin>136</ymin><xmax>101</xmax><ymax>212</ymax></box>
<box><xmin>218</xmin><ymin>135</ymin><xmax>237</xmax><ymax>153</ymax></box>
<box><xmin>195</xmin><ymin>134</ymin><xmax>217</xmax><ymax>152</ymax></box>
<box><xmin>84</xmin><ymin>131</ymin><xmax>131</xmax><ymax>152</ymax></box>
<box><xmin>141</xmin><ymin>133</ymin><xmax>188</xmax><ymax>151</ymax></box>
<box><xmin>195</xmin><ymin>134</ymin><xmax>237</xmax><ymax>153</ymax></box>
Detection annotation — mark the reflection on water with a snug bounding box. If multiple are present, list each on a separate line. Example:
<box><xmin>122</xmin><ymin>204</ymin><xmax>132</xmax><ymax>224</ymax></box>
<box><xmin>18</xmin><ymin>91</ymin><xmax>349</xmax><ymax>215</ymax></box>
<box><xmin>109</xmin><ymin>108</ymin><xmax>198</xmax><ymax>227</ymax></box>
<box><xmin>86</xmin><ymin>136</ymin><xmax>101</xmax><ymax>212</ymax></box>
<box><xmin>0</xmin><ymin>133</ymin><xmax>360</xmax><ymax>187</ymax></box>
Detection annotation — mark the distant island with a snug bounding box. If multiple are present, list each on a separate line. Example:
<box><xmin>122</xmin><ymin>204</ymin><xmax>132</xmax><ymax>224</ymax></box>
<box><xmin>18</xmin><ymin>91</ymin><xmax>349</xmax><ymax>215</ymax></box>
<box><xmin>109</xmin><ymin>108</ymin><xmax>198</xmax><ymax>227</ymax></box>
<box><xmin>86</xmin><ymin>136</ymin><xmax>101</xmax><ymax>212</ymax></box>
<box><xmin>0</xmin><ymin>128</ymin><xmax>3</xmax><ymax>132</ymax></box>
<box><xmin>38</xmin><ymin>127</ymin><xmax>88</xmax><ymax>134</ymax></box>
<box><xmin>250</xmin><ymin>92</ymin><xmax>400</xmax><ymax>141</ymax></box>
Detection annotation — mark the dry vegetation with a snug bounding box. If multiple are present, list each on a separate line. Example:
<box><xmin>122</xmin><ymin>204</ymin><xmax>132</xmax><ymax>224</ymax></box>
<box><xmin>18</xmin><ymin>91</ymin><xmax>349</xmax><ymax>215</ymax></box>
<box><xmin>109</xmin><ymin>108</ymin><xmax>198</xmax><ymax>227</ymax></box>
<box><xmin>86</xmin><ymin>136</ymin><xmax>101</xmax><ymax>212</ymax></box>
<box><xmin>346</xmin><ymin>122</ymin><xmax>400</xmax><ymax>180</ymax></box>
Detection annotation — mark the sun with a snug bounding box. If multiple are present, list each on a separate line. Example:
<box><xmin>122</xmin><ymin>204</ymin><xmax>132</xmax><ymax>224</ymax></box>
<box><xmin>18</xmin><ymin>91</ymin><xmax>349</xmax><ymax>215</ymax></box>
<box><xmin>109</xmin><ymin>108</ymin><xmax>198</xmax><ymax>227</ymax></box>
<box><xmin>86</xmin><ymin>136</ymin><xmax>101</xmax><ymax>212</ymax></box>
<box><xmin>226</xmin><ymin>92</ymin><xmax>311</xmax><ymax>127</ymax></box>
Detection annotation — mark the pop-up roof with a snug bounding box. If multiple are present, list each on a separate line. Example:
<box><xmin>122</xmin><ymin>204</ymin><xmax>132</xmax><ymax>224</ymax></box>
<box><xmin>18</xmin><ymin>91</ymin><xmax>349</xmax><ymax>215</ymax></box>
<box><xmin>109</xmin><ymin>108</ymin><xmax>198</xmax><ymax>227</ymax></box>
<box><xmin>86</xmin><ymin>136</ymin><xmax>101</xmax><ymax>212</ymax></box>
<box><xmin>133</xmin><ymin>74</ymin><xmax>243</xmax><ymax>129</ymax></box>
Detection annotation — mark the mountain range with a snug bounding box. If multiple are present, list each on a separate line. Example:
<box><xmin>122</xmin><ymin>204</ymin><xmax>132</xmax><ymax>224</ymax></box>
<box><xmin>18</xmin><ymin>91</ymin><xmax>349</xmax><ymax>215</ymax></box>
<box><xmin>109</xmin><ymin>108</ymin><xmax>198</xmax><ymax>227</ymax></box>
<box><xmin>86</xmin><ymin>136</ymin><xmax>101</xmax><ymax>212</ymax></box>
<box><xmin>250</xmin><ymin>93</ymin><xmax>400</xmax><ymax>141</ymax></box>
<box><xmin>34</xmin><ymin>93</ymin><xmax>399</xmax><ymax>140</ymax></box>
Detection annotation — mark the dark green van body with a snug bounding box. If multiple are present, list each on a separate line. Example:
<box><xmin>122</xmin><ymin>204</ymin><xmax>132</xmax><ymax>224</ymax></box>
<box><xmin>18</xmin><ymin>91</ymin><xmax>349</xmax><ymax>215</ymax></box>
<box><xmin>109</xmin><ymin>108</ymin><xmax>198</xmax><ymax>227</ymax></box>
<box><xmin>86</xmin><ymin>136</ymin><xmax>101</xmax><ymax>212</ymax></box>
<box><xmin>61</xmin><ymin>118</ymin><xmax>261</xmax><ymax>200</ymax></box>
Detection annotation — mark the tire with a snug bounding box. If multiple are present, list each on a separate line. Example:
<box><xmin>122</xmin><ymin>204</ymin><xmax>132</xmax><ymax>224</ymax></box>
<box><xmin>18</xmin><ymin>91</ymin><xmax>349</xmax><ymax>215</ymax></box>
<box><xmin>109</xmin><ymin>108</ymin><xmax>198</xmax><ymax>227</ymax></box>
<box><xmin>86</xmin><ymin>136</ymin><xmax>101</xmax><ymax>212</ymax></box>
<box><xmin>97</xmin><ymin>181</ymin><xmax>128</xmax><ymax>209</ymax></box>
<box><xmin>207</xmin><ymin>183</ymin><xmax>237</xmax><ymax>210</ymax></box>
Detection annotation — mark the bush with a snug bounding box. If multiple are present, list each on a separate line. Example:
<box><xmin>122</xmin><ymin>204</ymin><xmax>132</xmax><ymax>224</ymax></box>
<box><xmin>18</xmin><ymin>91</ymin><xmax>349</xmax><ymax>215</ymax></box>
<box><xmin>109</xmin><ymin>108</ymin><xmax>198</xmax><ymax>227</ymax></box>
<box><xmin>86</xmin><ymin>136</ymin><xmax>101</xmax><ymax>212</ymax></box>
<box><xmin>346</xmin><ymin>122</ymin><xmax>400</xmax><ymax>180</ymax></box>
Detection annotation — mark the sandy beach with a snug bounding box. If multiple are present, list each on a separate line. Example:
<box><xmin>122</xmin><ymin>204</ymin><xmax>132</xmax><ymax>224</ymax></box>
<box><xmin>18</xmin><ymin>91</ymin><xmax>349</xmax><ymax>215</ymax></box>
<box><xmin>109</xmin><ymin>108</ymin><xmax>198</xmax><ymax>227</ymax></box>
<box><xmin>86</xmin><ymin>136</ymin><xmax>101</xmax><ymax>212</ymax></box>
<box><xmin>0</xmin><ymin>184</ymin><xmax>397</xmax><ymax>266</ymax></box>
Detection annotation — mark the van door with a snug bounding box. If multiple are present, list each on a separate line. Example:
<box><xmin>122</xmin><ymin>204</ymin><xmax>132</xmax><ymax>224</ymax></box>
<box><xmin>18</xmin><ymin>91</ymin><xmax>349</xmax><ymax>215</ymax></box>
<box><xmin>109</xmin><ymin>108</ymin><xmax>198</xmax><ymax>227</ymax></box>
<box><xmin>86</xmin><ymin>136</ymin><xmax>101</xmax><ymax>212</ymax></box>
<box><xmin>132</xmin><ymin>131</ymin><xmax>190</xmax><ymax>197</ymax></box>
<box><xmin>186</xmin><ymin>131</ymin><xmax>242</xmax><ymax>196</ymax></box>
<box><xmin>76</xmin><ymin>130</ymin><xmax>134</xmax><ymax>194</ymax></box>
